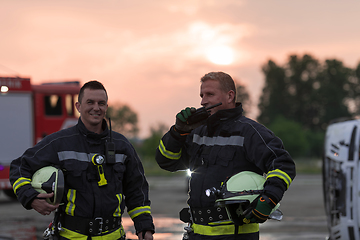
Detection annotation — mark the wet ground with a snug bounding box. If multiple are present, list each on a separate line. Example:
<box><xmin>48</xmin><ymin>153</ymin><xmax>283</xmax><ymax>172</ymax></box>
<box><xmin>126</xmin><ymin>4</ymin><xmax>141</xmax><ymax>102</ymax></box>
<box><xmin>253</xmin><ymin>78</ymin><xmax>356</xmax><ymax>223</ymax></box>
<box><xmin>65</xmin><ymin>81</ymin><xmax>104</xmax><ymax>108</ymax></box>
<box><xmin>0</xmin><ymin>174</ymin><xmax>329</xmax><ymax>240</ymax></box>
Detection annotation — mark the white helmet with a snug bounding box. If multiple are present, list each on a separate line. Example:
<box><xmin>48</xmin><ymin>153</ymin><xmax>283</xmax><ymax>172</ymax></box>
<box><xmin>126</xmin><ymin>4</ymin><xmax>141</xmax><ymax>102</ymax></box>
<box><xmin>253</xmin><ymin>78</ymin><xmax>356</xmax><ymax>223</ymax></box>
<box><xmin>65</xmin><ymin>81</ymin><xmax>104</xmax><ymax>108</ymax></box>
<box><xmin>31</xmin><ymin>166</ymin><xmax>64</xmax><ymax>205</ymax></box>
<box><xmin>207</xmin><ymin>171</ymin><xmax>281</xmax><ymax>225</ymax></box>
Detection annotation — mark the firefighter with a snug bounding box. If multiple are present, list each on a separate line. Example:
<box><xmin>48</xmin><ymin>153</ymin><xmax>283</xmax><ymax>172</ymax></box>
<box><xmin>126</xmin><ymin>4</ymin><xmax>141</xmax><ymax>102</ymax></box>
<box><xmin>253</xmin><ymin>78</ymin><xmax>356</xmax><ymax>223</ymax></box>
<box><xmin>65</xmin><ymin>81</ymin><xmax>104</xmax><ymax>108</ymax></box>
<box><xmin>155</xmin><ymin>72</ymin><xmax>296</xmax><ymax>240</ymax></box>
<box><xmin>10</xmin><ymin>80</ymin><xmax>155</xmax><ymax>240</ymax></box>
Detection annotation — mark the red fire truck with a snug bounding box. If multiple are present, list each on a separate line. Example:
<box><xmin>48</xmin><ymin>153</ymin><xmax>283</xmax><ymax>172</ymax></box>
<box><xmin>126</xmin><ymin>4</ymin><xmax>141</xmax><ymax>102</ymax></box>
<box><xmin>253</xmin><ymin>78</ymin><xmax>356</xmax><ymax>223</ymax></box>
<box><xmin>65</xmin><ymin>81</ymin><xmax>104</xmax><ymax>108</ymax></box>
<box><xmin>0</xmin><ymin>76</ymin><xmax>80</xmax><ymax>198</ymax></box>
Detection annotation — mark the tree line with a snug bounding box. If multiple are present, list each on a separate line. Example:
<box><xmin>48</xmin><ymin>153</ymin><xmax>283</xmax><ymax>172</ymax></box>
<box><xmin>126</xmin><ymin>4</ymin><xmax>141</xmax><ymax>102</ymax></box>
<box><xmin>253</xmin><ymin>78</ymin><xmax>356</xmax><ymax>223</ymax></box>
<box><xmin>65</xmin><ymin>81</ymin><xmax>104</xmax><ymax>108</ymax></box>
<box><xmin>258</xmin><ymin>54</ymin><xmax>360</xmax><ymax>158</ymax></box>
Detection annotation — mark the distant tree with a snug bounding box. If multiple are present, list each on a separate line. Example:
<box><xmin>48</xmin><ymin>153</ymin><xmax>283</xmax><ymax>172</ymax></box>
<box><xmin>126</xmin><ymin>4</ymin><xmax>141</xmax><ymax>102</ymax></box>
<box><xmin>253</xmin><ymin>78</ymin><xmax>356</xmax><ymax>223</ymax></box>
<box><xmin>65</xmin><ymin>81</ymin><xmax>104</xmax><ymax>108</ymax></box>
<box><xmin>106</xmin><ymin>104</ymin><xmax>139</xmax><ymax>138</ymax></box>
<box><xmin>258</xmin><ymin>54</ymin><xmax>359</xmax><ymax>158</ymax></box>
<box><xmin>236</xmin><ymin>84</ymin><xmax>251</xmax><ymax>115</ymax></box>
<box><xmin>346</xmin><ymin>62</ymin><xmax>360</xmax><ymax>115</ymax></box>
<box><xmin>305</xmin><ymin>129</ymin><xmax>325</xmax><ymax>158</ymax></box>
<box><xmin>285</xmin><ymin>54</ymin><xmax>321</xmax><ymax>129</ymax></box>
<box><xmin>268</xmin><ymin>116</ymin><xmax>309</xmax><ymax>158</ymax></box>
<box><xmin>258</xmin><ymin>54</ymin><xmax>355</xmax><ymax>131</ymax></box>
<box><xmin>257</xmin><ymin>59</ymin><xmax>290</xmax><ymax>125</ymax></box>
<box><xmin>316</xmin><ymin>59</ymin><xmax>353</xmax><ymax>126</ymax></box>
<box><xmin>139</xmin><ymin>123</ymin><xmax>168</xmax><ymax>160</ymax></box>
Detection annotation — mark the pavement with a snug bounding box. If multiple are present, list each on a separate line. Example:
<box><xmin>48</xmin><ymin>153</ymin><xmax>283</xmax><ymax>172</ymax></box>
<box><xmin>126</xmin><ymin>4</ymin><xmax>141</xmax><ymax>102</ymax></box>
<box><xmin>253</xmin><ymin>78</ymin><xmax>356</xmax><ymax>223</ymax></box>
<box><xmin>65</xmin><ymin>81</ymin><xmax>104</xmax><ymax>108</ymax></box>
<box><xmin>0</xmin><ymin>173</ymin><xmax>329</xmax><ymax>240</ymax></box>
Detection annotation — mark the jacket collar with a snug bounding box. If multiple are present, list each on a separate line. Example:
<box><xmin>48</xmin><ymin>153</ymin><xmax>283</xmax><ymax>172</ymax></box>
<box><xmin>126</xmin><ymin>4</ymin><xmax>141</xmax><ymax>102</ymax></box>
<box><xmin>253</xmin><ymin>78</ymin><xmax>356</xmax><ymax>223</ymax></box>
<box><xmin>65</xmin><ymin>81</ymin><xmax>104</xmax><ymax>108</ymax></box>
<box><xmin>77</xmin><ymin>117</ymin><xmax>109</xmax><ymax>140</ymax></box>
<box><xmin>206</xmin><ymin>103</ymin><xmax>243</xmax><ymax>133</ymax></box>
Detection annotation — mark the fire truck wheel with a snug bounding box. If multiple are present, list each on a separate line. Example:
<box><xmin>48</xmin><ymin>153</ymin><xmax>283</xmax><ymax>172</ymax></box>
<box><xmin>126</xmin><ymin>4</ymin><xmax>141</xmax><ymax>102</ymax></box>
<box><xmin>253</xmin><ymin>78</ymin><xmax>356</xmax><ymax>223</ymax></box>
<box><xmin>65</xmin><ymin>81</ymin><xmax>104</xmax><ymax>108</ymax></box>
<box><xmin>3</xmin><ymin>189</ymin><xmax>17</xmax><ymax>200</ymax></box>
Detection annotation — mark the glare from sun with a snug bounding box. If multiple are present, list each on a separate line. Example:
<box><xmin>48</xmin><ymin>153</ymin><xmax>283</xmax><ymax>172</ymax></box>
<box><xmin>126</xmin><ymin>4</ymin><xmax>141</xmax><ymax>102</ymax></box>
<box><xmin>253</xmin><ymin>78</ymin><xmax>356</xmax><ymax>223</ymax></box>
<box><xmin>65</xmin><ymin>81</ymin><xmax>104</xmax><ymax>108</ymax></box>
<box><xmin>207</xmin><ymin>45</ymin><xmax>234</xmax><ymax>65</ymax></box>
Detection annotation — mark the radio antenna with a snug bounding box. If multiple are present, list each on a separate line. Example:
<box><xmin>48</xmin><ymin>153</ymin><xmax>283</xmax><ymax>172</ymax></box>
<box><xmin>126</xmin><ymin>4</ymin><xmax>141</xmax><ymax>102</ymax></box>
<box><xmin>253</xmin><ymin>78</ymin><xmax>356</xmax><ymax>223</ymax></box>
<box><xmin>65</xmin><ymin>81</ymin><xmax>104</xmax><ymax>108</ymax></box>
<box><xmin>105</xmin><ymin>117</ymin><xmax>116</xmax><ymax>164</ymax></box>
<box><xmin>108</xmin><ymin>118</ymin><xmax>113</xmax><ymax>141</ymax></box>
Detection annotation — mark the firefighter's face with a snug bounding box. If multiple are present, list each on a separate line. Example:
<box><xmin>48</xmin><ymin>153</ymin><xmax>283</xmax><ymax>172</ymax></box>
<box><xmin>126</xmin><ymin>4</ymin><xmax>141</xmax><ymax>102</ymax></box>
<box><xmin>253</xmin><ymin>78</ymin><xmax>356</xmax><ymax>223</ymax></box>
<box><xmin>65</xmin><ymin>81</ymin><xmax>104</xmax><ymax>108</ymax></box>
<box><xmin>200</xmin><ymin>79</ymin><xmax>235</xmax><ymax>115</ymax></box>
<box><xmin>75</xmin><ymin>88</ymin><xmax>108</xmax><ymax>133</ymax></box>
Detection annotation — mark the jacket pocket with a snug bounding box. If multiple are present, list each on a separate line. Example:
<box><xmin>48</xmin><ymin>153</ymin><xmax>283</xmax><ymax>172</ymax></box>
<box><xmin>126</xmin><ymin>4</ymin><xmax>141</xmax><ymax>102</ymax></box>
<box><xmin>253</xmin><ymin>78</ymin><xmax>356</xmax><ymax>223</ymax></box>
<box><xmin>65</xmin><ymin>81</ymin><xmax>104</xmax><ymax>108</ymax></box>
<box><xmin>113</xmin><ymin>163</ymin><xmax>127</xmax><ymax>181</ymax></box>
<box><xmin>113</xmin><ymin>163</ymin><xmax>126</xmax><ymax>191</ymax></box>
<box><xmin>215</xmin><ymin>146</ymin><xmax>237</xmax><ymax>167</ymax></box>
<box><xmin>62</xmin><ymin>160</ymin><xmax>88</xmax><ymax>191</ymax></box>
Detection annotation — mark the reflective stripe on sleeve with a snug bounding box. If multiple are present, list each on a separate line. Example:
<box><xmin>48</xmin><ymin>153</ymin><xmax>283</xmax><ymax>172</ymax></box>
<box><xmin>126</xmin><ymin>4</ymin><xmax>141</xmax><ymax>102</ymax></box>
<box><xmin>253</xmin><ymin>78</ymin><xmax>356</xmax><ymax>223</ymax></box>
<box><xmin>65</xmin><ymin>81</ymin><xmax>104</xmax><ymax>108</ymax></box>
<box><xmin>266</xmin><ymin>169</ymin><xmax>292</xmax><ymax>189</ymax></box>
<box><xmin>128</xmin><ymin>206</ymin><xmax>151</xmax><ymax>219</ymax></box>
<box><xmin>192</xmin><ymin>222</ymin><xmax>259</xmax><ymax>235</ymax></box>
<box><xmin>158</xmin><ymin>140</ymin><xmax>182</xmax><ymax>160</ymax></box>
<box><xmin>13</xmin><ymin>177</ymin><xmax>31</xmax><ymax>194</ymax></box>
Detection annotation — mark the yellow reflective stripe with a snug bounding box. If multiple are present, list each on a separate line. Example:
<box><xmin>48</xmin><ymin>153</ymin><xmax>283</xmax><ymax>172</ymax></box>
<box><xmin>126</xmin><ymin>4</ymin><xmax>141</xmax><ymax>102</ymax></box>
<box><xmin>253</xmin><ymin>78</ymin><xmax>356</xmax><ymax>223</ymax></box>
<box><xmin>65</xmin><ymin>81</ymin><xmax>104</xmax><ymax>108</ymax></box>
<box><xmin>59</xmin><ymin>226</ymin><xmax>125</xmax><ymax>239</ymax></box>
<box><xmin>266</xmin><ymin>169</ymin><xmax>292</xmax><ymax>189</ymax></box>
<box><xmin>159</xmin><ymin>140</ymin><xmax>182</xmax><ymax>160</ymax></box>
<box><xmin>59</xmin><ymin>227</ymin><xmax>88</xmax><ymax>240</ymax></box>
<box><xmin>192</xmin><ymin>223</ymin><xmax>259</xmax><ymax>235</ymax></box>
<box><xmin>13</xmin><ymin>177</ymin><xmax>31</xmax><ymax>194</ymax></box>
<box><xmin>65</xmin><ymin>189</ymin><xmax>76</xmax><ymax>216</ymax></box>
<box><xmin>92</xmin><ymin>225</ymin><xmax>125</xmax><ymax>240</ymax></box>
<box><xmin>128</xmin><ymin>206</ymin><xmax>151</xmax><ymax>219</ymax></box>
<box><xmin>113</xmin><ymin>194</ymin><xmax>123</xmax><ymax>217</ymax></box>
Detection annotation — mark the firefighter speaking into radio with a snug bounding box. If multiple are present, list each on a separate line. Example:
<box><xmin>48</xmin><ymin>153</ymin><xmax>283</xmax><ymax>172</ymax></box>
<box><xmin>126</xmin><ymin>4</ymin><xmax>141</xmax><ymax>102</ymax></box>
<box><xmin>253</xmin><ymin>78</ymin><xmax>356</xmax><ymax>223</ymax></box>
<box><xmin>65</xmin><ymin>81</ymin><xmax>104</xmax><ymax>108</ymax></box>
<box><xmin>155</xmin><ymin>72</ymin><xmax>296</xmax><ymax>240</ymax></box>
<box><xmin>10</xmin><ymin>80</ymin><xmax>155</xmax><ymax>240</ymax></box>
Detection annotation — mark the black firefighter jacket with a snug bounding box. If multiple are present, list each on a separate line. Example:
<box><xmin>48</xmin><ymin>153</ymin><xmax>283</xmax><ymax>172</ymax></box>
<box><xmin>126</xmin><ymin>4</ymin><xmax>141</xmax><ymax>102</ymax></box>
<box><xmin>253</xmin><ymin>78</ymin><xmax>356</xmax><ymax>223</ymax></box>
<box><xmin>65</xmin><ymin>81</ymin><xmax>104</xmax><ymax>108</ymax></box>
<box><xmin>10</xmin><ymin>118</ymin><xmax>154</xmax><ymax>234</ymax></box>
<box><xmin>156</xmin><ymin>104</ymin><xmax>296</xmax><ymax>209</ymax></box>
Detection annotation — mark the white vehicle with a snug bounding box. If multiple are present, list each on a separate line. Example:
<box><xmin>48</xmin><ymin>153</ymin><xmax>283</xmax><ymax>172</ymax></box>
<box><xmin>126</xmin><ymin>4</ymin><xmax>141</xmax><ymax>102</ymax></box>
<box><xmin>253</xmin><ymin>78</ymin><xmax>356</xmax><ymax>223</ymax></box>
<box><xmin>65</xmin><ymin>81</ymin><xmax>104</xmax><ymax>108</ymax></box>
<box><xmin>323</xmin><ymin>118</ymin><xmax>360</xmax><ymax>239</ymax></box>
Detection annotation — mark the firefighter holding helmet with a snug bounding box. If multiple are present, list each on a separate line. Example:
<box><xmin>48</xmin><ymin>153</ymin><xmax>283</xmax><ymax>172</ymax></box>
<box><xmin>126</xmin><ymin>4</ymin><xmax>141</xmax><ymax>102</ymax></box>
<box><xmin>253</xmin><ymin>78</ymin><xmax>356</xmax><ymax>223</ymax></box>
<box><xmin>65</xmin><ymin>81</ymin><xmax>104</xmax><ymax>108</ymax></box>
<box><xmin>156</xmin><ymin>72</ymin><xmax>296</xmax><ymax>240</ymax></box>
<box><xmin>10</xmin><ymin>81</ymin><xmax>155</xmax><ymax>240</ymax></box>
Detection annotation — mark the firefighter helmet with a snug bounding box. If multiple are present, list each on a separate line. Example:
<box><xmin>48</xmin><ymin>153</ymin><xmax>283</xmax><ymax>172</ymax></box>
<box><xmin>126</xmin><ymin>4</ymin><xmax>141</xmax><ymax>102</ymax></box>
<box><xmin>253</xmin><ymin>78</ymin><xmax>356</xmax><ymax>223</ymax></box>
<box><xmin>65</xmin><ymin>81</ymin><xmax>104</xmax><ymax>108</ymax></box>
<box><xmin>209</xmin><ymin>171</ymin><xmax>281</xmax><ymax>225</ymax></box>
<box><xmin>31</xmin><ymin>166</ymin><xmax>64</xmax><ymax>205</ymax></box>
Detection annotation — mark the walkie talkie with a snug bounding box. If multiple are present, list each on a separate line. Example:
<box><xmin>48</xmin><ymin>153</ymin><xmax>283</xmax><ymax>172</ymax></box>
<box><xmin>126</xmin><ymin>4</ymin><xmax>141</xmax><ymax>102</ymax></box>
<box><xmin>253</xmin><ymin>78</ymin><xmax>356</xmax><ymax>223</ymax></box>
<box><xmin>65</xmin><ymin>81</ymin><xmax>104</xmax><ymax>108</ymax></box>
<box><xmin>105</xmin><ymin>118</ymin><xmax>116</xmax><ymax>164</ymax></box>
<box><xmin>186</xmin><ymin>102</ymin><xmax>222</xmax><ymax>125</ymax></box>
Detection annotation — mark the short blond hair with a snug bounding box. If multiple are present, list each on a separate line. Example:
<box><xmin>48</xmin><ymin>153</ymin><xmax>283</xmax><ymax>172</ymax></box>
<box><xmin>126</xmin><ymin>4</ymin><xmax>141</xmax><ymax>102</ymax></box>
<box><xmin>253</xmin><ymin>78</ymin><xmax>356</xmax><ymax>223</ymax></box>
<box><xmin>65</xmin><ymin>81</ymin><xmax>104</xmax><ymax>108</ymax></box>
<box><xmin>200</xmin><ymin>72</ymin><xmax>236</xmax><ymax>102</ymax></box>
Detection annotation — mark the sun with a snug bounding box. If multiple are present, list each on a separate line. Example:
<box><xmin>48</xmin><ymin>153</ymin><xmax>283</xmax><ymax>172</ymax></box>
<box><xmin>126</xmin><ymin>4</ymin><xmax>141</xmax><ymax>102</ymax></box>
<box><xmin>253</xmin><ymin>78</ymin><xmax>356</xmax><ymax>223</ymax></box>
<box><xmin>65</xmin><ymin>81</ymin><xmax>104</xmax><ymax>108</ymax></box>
<box><xmin>206</xmin><ymin>45</ymin><xmax>234</xmax><ymax>65</ymax></box>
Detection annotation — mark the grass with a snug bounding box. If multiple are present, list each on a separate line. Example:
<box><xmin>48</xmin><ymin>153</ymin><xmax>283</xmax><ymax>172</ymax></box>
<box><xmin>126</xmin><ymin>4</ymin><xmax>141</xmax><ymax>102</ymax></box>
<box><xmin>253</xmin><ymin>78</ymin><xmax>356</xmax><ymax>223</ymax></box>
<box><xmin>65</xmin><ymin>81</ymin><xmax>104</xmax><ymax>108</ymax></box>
<box><xmin>294</xmin><ymin>158</ymin><xmax>322</xmax><ymax>174</ymax></box>
<box><xmin>141</xmin><ymin>158</ymin><xmax>185</xmax><ymax>177</ymax></box>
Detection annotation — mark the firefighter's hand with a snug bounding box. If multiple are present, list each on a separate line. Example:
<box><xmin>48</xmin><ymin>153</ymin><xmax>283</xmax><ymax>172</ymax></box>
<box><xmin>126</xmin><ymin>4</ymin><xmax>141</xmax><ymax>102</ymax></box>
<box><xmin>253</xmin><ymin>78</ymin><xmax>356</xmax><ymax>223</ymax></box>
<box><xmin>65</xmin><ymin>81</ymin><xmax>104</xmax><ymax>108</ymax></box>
<box><xmin>137</xmin><ymin>230</ymin><xmax>153</xmax><ymax>240</ymax></box>
<box><xmin>31</xmin><ymin>193</ymin><xmax>59</xmax><ymax>216</ymax></box>
<box><xmin>243</xmin><ymin>195</ymin><xmax>276</xmax><ymax>224</ymax></box>
<box><xmin>175</xmin><ymin>107</ymin><xmax>200</xmax><ymax>133</ymax></box>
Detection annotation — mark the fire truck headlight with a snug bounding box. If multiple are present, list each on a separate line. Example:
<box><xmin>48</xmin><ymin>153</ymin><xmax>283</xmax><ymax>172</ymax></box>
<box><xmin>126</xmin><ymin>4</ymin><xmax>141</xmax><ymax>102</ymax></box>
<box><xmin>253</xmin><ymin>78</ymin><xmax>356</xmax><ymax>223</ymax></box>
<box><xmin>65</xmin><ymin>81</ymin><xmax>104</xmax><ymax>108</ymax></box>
<box><xmin>1</xmin><ymin>86</ymin><xmax>9</xmax><ymax>93</ymax></box>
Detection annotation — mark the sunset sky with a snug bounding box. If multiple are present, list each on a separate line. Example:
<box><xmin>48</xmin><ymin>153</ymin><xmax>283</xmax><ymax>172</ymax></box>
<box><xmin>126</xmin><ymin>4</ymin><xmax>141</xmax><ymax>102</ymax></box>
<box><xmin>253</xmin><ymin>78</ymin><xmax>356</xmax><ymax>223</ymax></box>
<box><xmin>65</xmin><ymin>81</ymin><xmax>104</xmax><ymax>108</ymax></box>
<box><xmin>1</xmin><ymin>0</ymin><xmax>360</xmax><ymax>138</ymax></box>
